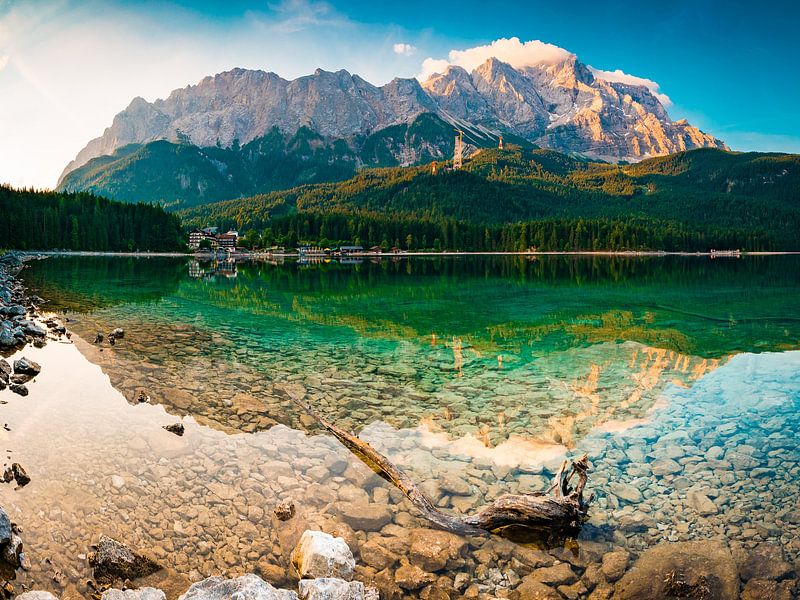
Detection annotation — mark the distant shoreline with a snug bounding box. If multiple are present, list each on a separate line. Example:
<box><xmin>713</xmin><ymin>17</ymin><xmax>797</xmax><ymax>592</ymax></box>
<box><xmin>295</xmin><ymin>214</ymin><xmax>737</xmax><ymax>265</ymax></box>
<box><xmin>22</xmin><ymin>249</ymin><xmax>800</xmax><ymax>258</ymax></box>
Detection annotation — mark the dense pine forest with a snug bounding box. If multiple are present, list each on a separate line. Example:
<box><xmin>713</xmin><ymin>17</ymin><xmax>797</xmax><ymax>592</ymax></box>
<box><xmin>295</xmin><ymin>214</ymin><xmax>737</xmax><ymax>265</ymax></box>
<box><xmin>0</xmin><ymin>185</ymin><xmax>184</xmax><ymax>251</ymax></box>
<box><xmin>179</xmin><ymin>147</ymin><xmax>799</xmax><ymax>251</ymax></box>
<box><xmin>7</xmin><ymin>147</ymin><xmax>799</xmax><ymax>252</ymax></box>
<box><xmin>248</xmin><ymin>213</ymin><xmax>770</xmax><ymax>252</ymax></box>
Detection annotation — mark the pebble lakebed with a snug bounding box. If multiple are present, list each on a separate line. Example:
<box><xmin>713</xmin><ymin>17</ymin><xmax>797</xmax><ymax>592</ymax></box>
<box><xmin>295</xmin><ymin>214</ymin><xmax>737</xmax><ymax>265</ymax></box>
<box><xmin>1</xmin><ymin>256</ymin><xmax>798</xmax><ymax>599</ymax></box>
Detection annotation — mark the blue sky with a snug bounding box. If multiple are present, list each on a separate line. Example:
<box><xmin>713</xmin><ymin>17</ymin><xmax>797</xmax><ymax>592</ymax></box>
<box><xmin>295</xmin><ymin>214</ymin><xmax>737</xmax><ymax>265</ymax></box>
<box><xmin>1</xmin><ymin>0</ymin><xmax>798</xmax><ymax>188</ymax></box>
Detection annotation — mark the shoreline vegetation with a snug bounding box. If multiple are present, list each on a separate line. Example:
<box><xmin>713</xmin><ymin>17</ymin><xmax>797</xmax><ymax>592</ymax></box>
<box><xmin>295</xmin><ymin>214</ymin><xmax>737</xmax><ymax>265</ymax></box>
<box><xmin>21</xmin><ymin>249</ymin><xmax>800</xmax><ymax>258</ymax></box>
<box><xmin>5</xmin><ymin>146</ymin><xmax>800</xmax><ymax>257</ymax></box>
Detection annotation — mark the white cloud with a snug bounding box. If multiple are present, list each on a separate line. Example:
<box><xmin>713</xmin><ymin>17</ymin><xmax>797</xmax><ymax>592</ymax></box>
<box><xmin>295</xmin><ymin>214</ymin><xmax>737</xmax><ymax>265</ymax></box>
<box><xmin>418</xmin><ymin>37</ymin><xmax>674</xmax><ymax>109</ymax></box>
<box><xmin>419</xmin><ymin>37</ymin><xmax>572</xmax><ymax>80</ymax></box>
<box><xmin>0</xmin><ymin>53</ymin><xmax>8</xmax><ymax>70</ymax></box>
<box><xmin>589</xmin><ymin>67</ymin><xmax>672</xmax><ymax>106</ymax></box>
<box><xmin>393</xmin><ymin>42</ymin><xmax>416</xmax><ymax>56</ymax></box>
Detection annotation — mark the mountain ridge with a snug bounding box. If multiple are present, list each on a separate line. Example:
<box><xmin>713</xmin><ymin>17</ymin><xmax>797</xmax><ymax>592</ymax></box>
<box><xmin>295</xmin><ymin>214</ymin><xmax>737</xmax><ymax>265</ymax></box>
<box><xmin>58</xmin><ymin>53</ymin><xmax>726</xmax><ymax>193</ymax></box>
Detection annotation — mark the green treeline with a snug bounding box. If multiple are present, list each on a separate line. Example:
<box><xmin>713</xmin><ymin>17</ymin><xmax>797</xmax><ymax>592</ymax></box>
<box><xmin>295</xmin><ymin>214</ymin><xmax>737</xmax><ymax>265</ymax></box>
<box><xmin>179</xmin><ymin>147</ymin><xmax>799</xmax><ymax>251</ymax></box>
<box><xmin>0</xmin><ymin>185</ymin><xmax>184</xmax><ymax>251</ymax></box>
<box><xmin>231</xmin><ymin>210</ymin><xmax>769</xmax><ymax>252</ymax></box>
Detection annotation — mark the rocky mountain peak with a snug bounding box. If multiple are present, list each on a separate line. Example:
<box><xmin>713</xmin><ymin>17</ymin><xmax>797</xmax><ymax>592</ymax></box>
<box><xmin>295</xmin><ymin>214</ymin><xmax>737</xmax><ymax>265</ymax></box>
<box><xmin>60</xmin><ymin>57</ymin><xmax>727</xmax><ymax>184</ymax></box>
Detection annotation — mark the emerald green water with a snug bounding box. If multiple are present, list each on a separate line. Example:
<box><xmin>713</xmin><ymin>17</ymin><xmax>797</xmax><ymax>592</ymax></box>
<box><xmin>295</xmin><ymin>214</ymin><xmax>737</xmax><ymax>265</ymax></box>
<box><xmin>21</xmin><ymin>255</ymin><xmax>800</xmax><ymax>444</ymax></box>
<box><xmin>8</xmin><ymin>255</ymin><xmax>800</xmax><ymax>597</ymax></box>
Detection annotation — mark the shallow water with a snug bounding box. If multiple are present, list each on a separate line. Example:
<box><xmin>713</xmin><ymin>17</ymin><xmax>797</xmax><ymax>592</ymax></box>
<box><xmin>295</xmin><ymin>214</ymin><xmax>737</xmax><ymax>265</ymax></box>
<box><xmin>4</xmin><ymin>255</ymin><xmax>800</xmax><ymax>598</ymax></box>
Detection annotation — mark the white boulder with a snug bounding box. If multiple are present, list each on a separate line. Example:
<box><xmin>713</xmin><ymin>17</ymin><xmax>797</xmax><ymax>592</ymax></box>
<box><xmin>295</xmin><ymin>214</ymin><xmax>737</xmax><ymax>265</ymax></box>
<box><xmin>298</xmin><ymin>578</ymin><xmax>364</xmax><ymax>600</ymax></box>
<box><xmin>179</xmin><ymin>574</ymin><xmax>298</xmax><ymax>600</ymax></box>
<box><xmin>292</xmin><ymin>530</ymin><xmax>355</xmax><ymax>581</ymax></box>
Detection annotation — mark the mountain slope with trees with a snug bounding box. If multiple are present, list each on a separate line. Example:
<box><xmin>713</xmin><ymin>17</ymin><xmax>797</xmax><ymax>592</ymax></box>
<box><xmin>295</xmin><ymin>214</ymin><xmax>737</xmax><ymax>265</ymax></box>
<box><xmin>176</xmin><ymin>147</ymin><xmax>800</xmax><ymax>251</ymax></box>
<box><xmin>57</xmin><ymin>114</ymin><xmax>470</xmax><ymax>206</ymax></box>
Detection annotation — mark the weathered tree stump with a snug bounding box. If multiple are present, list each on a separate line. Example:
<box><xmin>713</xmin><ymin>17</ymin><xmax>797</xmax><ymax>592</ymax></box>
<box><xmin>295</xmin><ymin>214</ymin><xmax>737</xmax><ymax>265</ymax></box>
<box><xmin>282</xmin><ymin>388</ymin><xmax>593</xmax><ymax>537</ymax></box>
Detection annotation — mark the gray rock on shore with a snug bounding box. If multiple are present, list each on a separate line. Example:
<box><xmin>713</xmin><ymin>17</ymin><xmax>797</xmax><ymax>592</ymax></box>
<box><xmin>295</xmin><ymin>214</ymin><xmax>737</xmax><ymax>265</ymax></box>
<box><xmin>13</xmin><ymin>356</ymin><xmax>41</xmax><ymax>377</ymax></box>
<box><xmin>179</xmin><ymin>574</ymin><xmax>298</xmax><ymax>600</ymax></box>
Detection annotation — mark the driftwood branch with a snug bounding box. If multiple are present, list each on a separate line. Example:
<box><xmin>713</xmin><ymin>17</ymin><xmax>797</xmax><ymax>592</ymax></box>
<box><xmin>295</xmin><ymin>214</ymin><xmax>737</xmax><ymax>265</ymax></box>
<box><xmin>282</xmin><ymin>388</ymin><xmax>592</xmax><ymax>537</ymax></box>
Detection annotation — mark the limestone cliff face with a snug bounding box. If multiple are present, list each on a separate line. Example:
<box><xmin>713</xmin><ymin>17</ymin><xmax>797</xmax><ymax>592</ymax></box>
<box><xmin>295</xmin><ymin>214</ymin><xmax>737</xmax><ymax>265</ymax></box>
<box><xmin>60</xmin><ymin>57</ymin><xmax>725</xmax><ymax>183</ymax></box>
<box><xmin>423</xmin><ymin>55</ymin><xmax>725</xmax><ymax>162</ymax></box>
<box><xmin>60</xmin><ymin>68</ymin><xmax>436</xmax><ymax>181</ymax></box>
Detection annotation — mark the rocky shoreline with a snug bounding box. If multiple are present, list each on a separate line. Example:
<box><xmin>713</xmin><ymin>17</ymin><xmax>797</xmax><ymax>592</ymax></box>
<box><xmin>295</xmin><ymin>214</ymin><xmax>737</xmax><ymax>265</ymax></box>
<box><xmin>1</xmin><ymin>252</ymin><xmax>799</xmax><ymax>599</ymax></box>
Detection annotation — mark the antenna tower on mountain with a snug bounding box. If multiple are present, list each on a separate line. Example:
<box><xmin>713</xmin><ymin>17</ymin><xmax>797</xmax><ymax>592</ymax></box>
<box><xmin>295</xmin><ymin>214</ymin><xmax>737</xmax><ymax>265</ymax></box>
<box><xmin>453</xmin><ymin>129</ymin><xmax>463</xmax><ymax>170</ymax></box>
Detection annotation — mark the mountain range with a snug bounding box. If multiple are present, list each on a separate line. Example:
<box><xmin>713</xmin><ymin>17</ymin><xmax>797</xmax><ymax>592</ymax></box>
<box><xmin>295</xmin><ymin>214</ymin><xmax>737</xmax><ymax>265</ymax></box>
<box><xmin>58</xmin><ymin>53</ymin><xmax>727</xmax><ymax>205</ymax></box>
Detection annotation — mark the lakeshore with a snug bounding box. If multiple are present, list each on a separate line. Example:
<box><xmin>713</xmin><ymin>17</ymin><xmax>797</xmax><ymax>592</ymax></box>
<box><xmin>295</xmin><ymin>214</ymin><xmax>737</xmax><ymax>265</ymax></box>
<box><xmin>0</xmin><ymin>254</ymin><xmax>798</xmax><ymax>599</ymax></box>
<box><xmin>31</xmin><ymin>249</ymin><xmax>800</xmax><ymax>259</ymax></box>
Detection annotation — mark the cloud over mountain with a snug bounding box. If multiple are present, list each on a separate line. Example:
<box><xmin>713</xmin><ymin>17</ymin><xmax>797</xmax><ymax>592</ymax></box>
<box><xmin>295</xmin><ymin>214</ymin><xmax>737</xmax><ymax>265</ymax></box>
<box><xmin>418</xmin><ymin>37</ymin><xmax>672</xmax><ymax>106</ymax></box>
<box><xmin>419</xmin><ymin>37</ymin><xmax>573</xmax><ymax>79</ymax></box>
<box><xmin>588</xmin><ymin>67</ymin><xmax>671</xmax><ymax>106</ymax></box>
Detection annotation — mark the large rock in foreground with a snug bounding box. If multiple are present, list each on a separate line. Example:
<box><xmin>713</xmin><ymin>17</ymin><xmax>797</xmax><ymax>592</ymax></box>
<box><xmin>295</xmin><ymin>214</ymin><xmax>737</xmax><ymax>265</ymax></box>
<box><xmin>292</xmin><ymin>530</ymin><xmax>355</xmax><ymax>581</ymax></box>
<box><xmin>89</xmin><ymin>536</ymin><xmax>161</xmax><ymax>583</ymax></box>
<box><xmin>179</xmin><ymin>574</ymin><xmax>298</xmax><ymax>600</ymax></box>
<box><xmin>615</xmin><ymin>541</ymin><xmax>738</xmax><ymax>600</ymax></box>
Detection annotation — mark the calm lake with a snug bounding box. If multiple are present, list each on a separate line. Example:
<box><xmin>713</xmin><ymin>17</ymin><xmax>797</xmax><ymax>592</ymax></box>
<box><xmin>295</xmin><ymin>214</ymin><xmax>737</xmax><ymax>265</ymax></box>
<box><xmin>6</xmin><ymin>254</ymin><xmax>800</xmax><ymax>598</ymax></box>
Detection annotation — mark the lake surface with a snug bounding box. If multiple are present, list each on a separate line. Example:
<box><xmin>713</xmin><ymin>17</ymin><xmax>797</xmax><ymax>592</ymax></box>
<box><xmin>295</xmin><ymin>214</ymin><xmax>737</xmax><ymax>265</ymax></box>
<box><xmin>6</xmin><ymin>255</ymin><xmax>800</xmax><ymax>598</ymax></box>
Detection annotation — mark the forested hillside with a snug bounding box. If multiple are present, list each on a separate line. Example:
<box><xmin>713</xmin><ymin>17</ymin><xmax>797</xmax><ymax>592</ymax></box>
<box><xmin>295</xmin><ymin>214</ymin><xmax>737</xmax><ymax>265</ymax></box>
<box><xmin>58</xmin><ymin>114</ymin><xmax>461</xmax><ymax>206</ymax></box>
<box><xmin>177</xmin><ymin>148</ymin><xmax>799</xmax><ymax>251</ymax></box>
<box><xmin>0</xmin><ymin>186</ymin><xmax>184</xmax><ymax>251</ymax></box>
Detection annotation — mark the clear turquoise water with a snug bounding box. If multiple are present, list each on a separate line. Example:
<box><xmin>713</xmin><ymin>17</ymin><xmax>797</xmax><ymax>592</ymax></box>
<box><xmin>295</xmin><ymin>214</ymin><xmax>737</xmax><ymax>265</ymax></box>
<box><xmin>22</xmin><ymin>255</ymin><xmax>800</xmax><ymax>442</ymax></box>
<box><xmin>10</xmin><ymin>254</ymin><xmax>800</xmax><ymax>597</ymax></box>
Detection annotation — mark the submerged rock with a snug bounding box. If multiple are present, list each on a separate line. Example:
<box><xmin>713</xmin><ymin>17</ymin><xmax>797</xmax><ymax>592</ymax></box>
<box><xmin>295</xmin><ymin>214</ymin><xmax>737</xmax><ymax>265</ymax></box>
<box><xmin>163</xmin><ymin>423</ymin><xmax>185</xmax><ymax>436</ymax></box>
<box><xmin>89</xmin><ymin>535</ymin><xmax>161</xmax><ymax>583</ymax></box>
<box><xmin>510</xmin><ymin>578</ymin><xmax>561</xmax><ymax>600</ymax></box>
<box><xmin>615</xmin><ymin>540</ymin><xmax>738</xmax><ymax>600</ymax></box>
<box><xmin>335</xmin><ymin>503</ymin><xmax>391</xmax><ymax>532</ymax></box>
<box><xmin>0</xmin><ymin>359</ymin><xmax>10</xmax><ymax>383</ymax></box>
<box><xmin>738</xmin><ymin>543</ymin><xmax>795</xmax><ymax>582</ymax></box>
<box><xmin>393</xmin><ymin>562</ymin><xmax>436</xmax><ymax>590</ymax></box>
<box><xmin>9</xmin><ymin>384</ymin><xmax>28</xmax><ymax>397</ymax></box>
<box><xmin>292</xmin><ymin>530</ymin><xmax>355</xmax><ymax>581</ymax></box>
<box><xmin>274</xmin><ymin>500</ymin><xmax>296</xmax><ymax>521</ymax></box>
<box><xmin>0</xmin><ymin>508</ymin><xmax>12</xmax><ymax>546</ymax></box>
<box><xmin>408</xmin><ymin>528</ymin><xmax>466</xmax><ymax>572</ymax></box>
<box><xmin>102</xmin><ymin>588</ymin><xmax>167</xmax><ymax>600</ymax></box>
<box><xmin>13</xmin><ymin>357</ymin><xmax>40</xmax><ymax>377</ymax></box>
<box><xmin>2</xmin><ymin>531</ymin><xmax>24</xmax><ymax>568</ymax></box>
<box><xmin>179</xmin><ymin>574</ymin><xmax>298</xmax><ymax>600</ymax></box>
<box><xmin>297</xmin><ymin>578</ymin><xmax>364</xmax><ymax>600</ymax></box>
<box><xmin>11</xmin><ymin>463</ymin><xmax>30</xmax><ymax>487</ymax></box>
<box><xmin>600</xmin><ymin>550</ymin><xmax>630</xmax><ymax>583</ymax></box>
